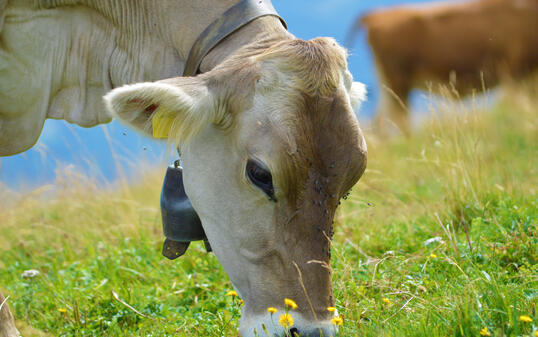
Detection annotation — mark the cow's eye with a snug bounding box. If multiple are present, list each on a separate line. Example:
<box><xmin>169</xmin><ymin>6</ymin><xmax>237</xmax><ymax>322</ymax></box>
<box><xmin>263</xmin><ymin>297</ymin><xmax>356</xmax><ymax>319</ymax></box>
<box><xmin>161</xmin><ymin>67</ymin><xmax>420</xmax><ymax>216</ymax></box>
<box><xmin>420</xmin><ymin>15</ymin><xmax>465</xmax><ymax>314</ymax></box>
<box><xmin>246</xmin><ymin>159</ymin><xmax>276</xmax><ymax>201</ymax></box>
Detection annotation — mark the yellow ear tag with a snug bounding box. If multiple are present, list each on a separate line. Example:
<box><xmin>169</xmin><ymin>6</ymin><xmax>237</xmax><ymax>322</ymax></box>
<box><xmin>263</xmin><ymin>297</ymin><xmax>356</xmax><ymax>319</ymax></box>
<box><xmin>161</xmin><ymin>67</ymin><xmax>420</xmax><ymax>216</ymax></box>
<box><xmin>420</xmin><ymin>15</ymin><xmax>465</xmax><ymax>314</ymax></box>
<box><xmin>152</xmin><ymin>106</ymin><xmax>175</xmax><ymax>139</ymax></box>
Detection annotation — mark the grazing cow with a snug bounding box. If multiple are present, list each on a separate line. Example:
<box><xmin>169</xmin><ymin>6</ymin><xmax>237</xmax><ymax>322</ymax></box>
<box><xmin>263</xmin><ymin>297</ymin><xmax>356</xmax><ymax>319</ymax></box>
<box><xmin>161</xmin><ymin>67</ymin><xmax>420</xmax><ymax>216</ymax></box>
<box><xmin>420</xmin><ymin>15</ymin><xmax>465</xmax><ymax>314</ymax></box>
<box><xmin>0</xmin><ymin>293</ymin><xmax>20</xmax><ymax>337</ymax></box>
<box><xmin>351</xmin><ymin>0</ymin><xmax>538</xmax><ymax>135</ymax></box>
<box><xmin>0</xmin><ymin>1</ymin><xmax>367</xmax><ymax>336</ymax></box>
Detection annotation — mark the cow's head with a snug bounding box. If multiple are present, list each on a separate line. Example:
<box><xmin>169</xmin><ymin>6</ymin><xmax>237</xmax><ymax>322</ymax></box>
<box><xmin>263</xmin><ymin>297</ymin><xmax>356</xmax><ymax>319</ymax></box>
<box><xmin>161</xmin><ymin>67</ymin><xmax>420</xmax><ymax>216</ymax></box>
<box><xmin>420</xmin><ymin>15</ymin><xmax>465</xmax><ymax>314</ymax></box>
<box><xmin>104</xmin><ymin>37</ymin><xmax>366</xmax><ymax>337</ymax></box>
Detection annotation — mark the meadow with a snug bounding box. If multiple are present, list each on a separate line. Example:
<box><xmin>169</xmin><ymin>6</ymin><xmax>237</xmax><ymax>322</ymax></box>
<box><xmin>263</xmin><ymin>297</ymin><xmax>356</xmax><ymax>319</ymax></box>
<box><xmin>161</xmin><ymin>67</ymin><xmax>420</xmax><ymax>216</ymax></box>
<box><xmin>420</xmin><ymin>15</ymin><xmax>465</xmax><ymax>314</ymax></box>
<box><xmin>0</xmin><ymin>83</ymin><xmax>536</xmax><ymax>337</ymax></box>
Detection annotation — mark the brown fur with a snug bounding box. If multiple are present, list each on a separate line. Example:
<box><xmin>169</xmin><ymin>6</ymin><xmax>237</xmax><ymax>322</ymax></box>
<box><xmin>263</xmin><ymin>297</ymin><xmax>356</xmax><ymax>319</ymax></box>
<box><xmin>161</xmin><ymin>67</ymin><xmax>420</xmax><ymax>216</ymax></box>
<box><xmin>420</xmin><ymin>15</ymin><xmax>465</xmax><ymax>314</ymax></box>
<box><xmin>265</xmin><ymin>90</ymin><xmax>366</xmax><ymax>319</ymax></box>
<box><xmin>0</xmin><ymin>292</ymin><xmax>19</xmax><ymax>337</ymax></box>
<box><xmin>254</xmin><ymin>37</ymin><xmax>359</xmax><ymax>202</ymax></box>
<box><xmin>356</xmin><ymin>0</ymin><xmax>538</xmax><ymax>134</ymax></box>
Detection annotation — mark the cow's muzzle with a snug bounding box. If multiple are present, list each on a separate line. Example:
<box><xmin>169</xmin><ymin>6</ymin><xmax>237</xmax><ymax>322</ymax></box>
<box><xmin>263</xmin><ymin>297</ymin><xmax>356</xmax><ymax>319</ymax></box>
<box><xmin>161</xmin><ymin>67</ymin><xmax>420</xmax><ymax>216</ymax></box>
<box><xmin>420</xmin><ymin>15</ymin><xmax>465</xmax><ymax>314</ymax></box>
<box><xmin>161</xmin><ymin>161</ymin><xmax>211</xmax><ymax>260</ymax></box>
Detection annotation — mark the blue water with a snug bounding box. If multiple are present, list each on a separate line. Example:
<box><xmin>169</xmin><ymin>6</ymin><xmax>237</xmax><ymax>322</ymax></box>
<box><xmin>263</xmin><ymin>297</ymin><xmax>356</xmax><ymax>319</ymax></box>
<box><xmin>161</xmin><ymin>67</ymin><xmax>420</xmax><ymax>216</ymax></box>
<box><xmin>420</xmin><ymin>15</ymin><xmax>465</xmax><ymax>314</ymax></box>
<box><xmin>0</xmin><ymin>0</ymin><xmax>437</xmax><ymax>190</ymax></box>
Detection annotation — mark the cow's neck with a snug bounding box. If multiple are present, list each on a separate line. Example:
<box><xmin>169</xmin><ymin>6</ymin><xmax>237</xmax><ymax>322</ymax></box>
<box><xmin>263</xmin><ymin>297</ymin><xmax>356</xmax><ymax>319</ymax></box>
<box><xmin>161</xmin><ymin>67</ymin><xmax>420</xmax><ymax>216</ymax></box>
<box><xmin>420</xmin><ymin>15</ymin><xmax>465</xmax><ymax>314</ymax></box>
<box><xmin>199</xmin><ymin>16</ymin><xmax>292</xmax><ymax>74</ymax></box>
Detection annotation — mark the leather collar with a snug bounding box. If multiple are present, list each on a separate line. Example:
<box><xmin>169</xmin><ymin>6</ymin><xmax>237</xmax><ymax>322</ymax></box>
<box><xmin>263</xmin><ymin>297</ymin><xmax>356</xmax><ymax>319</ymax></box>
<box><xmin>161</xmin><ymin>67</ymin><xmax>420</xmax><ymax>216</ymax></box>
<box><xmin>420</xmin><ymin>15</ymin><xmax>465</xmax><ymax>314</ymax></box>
<box><xmin>183</xmin><ymin>0</ymin><xmax>287</xmax><ymax>77</ymax></box>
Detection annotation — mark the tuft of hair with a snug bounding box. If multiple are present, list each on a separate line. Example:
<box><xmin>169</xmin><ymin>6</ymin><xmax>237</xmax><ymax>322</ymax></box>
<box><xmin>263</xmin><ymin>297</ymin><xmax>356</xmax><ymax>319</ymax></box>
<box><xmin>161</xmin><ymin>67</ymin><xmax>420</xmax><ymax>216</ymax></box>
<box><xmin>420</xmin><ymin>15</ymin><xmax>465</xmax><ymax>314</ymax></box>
<box><xmin>256</xmin><ymin>37</ymin><xmax>349</xmax><ymax>97</ymax></box>
<box><xmin>349</xmin><ymin>81</ymin><xmax>367</xmax><ymax>113</ymax></box>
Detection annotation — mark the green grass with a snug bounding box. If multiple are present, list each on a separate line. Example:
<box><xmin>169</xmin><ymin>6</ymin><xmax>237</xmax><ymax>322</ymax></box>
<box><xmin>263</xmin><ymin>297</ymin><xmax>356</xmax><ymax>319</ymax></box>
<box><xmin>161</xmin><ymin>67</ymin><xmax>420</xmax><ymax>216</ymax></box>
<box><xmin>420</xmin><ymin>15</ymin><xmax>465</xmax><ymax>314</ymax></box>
<box><xmin>0</xmin><ymin>85</ymin><xmax>536</xmax><ymax>337</ymax></box>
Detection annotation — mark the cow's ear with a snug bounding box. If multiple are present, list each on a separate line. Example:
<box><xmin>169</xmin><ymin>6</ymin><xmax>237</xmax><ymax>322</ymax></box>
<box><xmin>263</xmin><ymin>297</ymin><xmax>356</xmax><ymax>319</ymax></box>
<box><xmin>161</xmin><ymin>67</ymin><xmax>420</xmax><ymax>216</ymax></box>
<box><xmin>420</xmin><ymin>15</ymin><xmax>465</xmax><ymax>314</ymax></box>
<box><xmin>349</xmin><ymin>81</ymin><xmax>367</xmax><ymax>114</ymax></box>
<box><xmin>103</xmin><ymin>78</ymin><xmax>213</xmax><ymax>142</ymax></box>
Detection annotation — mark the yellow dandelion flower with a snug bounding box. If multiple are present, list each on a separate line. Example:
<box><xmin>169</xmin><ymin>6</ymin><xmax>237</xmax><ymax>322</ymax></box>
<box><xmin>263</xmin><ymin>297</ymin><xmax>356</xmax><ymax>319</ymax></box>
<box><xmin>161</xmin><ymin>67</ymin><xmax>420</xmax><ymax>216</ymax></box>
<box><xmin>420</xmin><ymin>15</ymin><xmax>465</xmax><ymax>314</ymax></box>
<box><xmin>279</xmin><ymin>313</ymin><xmax>294</xmax><ymax>328</ymax></box>
<box><xmin>382</xmin><ymin>298</ymin><xmax>391</xmax><ymax>305</ymax></box>
<box><xmin>327</xmin><ymin>306</ymin><xmax>336</xmax><ymax>313</ymax></box>
<box><xmin>239</xmin><ymin>299</ymin><xmax>244</xmax><ymax>305</ymax></box>
<box><xmin>430</xmin><ymin>253</ymin><xmax>438</xmax><ymax>258</ymax></box>
<box><xmin>519</xmin><ymin>315</ymin><xmax>533</xmax><ymax>323</ymax></box>
<box><xmin>533</xmin><ymin>330</ymin><xmax>538</xmax><ymax>337</ymax></box>
<box><xmin>284</xmin><ymin>298</ymin><xmax>298</xmax><ymax>310</ymax></box>
<box><xmin>226</xmin><ymin>290</ymin><xmax>238</xmax><ymax>297</ymax></box>
<box><xmin>57</xmin><ymin>308</ymin><xmax>67</xmax><ymax>313</ymax></box>
<box><xmin>267</xmin><ymin>307</ymin><xmax>278</xmax><ymax>314</ymax></box>
<box><xmin>331</xmin><ymin>316</ymin><xmax>344</xmax><ymax>326</ymax></box>
<box><xmin>480</xmin><ymin>327</ymin><xmax>491</xmax><ymax>336</ymax></box>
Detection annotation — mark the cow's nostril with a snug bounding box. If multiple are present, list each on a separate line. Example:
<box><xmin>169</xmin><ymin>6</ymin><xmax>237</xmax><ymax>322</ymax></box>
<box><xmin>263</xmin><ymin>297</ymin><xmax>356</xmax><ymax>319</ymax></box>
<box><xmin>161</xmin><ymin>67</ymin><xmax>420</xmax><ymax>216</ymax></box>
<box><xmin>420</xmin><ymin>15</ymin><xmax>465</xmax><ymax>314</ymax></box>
<box><xmin>289</xmin><ymin>327</ymin><xmax>299</xmax><ymax>336</ymax></box>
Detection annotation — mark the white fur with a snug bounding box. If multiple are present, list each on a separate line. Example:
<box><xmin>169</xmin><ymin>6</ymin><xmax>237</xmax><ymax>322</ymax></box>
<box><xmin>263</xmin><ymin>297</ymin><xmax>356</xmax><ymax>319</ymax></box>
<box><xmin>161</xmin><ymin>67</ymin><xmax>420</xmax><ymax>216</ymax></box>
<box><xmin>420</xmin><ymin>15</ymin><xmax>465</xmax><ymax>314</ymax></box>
<box><xmin>349</xmin><ymin>81</ymin><xmax>367</xmax><ymax>114</ymax></box>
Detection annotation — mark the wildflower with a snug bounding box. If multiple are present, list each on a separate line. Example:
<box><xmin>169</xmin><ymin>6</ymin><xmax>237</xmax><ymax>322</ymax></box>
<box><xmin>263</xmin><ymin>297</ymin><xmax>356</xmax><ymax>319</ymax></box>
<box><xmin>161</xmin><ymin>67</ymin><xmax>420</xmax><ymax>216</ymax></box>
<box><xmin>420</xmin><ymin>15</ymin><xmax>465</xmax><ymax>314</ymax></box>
<box><xmin>226</xmin><ymin>290</ymin><xmax>238</xmax><ymax>297</ymax></box>
<box><xmin>267</xmin><ymin>307</ymin><xmax>278</xmax><ymax>314</ymax></box>
<box><xmin>382</xmin><ymin>298</ymin><xmax>392</xmax><ymax>305</ymax></box>
<box><xmin>519</xmin><ymin>315</ymin><xmax>533</xmax><ymax>323</ymax></box>
<box><xmin>57</xmin><ymin>308</ymin><xmax>67</xmax><ymax>313</ymax></box>
<box><xmin>21</xmin><ymin>269</ymin><xmax>40</xmax><ymax>279</ymax></box>
<box><xmin>327</xmin><ymin>306</ymin><xmax>336</xmax><ymax>313</ymax></box>
<box><xmin>239</xmin><ymin>299</ymin><xmax>244</xmax><ymax>305</ymax></box>
<box><xmin>279</xmin><ymin>313</ymin><xmax>294</xmax><ymax>328</ymax></box>
<box><xmin>430</xmin><ymin>253</ymin><xmax>438</xmax><ymax>258</ymax></box>
<box><xmin>284</xmin><ymin>298</ymin><xmax>298</xmax><ymax>310</ymax></box>
<box><xmin>480</xmin><ymin>327</ymin><xmax>491</xmax><ymax>336</ymax></box>
<box><xmin>331</xmin><ymin>316</ymin><xmax>344</xmax><ymax>326</ymax></box>
<box><xmin>533</xmin><ymin>330</ymin><xmax>538</xmax><ymax>337</ymax></box>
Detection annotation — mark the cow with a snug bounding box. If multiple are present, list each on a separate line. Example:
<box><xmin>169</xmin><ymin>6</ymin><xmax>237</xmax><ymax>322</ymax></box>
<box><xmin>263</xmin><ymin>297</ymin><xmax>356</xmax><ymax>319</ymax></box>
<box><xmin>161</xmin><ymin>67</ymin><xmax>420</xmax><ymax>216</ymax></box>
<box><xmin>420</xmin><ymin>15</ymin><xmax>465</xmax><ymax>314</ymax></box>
<box><xmin>0</xmin><ymin>1</ymin><xmax>368</xmax><ymax>336</ymax></box>
<box><xmin>0</xmin><ymin>293</ymin><xmax>20</xmax><ymax>337</ymax></box>
<box><xmin>350</xmin><ymin>0</ymin><xmax>538</xmax><ymax>135</ymax></box>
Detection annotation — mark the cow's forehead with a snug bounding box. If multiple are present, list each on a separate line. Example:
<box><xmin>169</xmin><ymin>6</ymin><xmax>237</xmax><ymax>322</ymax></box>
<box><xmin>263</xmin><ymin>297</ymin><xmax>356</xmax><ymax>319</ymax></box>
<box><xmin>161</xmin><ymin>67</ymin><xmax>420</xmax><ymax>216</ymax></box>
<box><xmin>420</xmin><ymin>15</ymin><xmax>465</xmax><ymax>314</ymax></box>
<box><xmin>255</xmin><ymin>37</ymin><xmax>349</xmax><ymax>97</ymax></box>
<box><xmin>243</xmin><ymin>87</ymin><xmax>366</xmax><ymax>205</ymax></box>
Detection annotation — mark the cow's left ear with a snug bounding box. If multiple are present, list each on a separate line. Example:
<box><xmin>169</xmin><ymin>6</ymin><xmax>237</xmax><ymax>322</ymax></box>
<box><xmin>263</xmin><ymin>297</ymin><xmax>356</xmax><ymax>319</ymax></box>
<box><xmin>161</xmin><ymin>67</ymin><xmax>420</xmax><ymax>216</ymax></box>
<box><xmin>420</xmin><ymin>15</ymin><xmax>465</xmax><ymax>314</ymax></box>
<box><xmin>349</xmin><ymin>81</ymin><xmax>367</xmax><ymax>114</ymax></box>
<box><xmin>103</xmin><ymin>77</ymin><xmax>215</xmax><ymax>142</ymax></box>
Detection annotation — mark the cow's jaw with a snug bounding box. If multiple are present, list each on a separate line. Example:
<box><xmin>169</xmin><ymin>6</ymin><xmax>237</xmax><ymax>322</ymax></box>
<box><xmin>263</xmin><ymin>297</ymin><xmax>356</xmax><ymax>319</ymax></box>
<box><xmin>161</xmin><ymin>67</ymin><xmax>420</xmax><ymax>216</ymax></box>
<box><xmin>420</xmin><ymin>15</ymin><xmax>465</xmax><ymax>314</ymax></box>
<box><xmin>180</xmin><ymin>126</ymin><xmax>339</xmax><ymax>337</ymax></box>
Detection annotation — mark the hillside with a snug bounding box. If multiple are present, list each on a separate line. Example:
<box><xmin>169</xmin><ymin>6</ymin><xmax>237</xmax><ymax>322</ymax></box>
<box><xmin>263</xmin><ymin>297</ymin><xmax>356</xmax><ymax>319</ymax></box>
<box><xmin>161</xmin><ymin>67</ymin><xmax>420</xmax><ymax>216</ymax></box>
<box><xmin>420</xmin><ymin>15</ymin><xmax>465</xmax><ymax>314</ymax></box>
<box><xmin>0</xmin><ymin>83</ymin><xmax>536</xmax><ymax>337</ymax></box>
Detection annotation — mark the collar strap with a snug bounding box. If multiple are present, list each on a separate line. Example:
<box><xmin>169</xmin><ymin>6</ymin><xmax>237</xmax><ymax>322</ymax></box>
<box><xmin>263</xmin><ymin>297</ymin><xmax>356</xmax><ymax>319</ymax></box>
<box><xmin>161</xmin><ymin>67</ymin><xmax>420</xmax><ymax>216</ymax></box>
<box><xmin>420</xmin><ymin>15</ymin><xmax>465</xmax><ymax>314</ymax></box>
<box><xmin>183</xmin><ymin>0</ymin><xmax>287</xmax><ymax>77</ymax></box>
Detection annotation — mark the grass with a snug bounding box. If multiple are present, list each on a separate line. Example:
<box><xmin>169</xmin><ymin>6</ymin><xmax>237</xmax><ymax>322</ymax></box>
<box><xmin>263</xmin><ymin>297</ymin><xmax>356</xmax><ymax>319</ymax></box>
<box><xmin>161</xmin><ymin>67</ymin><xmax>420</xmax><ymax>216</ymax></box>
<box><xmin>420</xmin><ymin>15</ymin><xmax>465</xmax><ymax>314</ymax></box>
<box><xmin>0</xmin><ymin>83</ymin><xmax>536</xmax><ymax>337</ymax></box>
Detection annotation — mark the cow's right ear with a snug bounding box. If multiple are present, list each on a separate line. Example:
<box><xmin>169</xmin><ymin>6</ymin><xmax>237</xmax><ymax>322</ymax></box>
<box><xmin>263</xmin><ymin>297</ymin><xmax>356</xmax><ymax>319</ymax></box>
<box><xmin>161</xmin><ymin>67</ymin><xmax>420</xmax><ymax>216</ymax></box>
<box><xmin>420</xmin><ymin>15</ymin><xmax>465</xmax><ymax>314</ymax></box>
<box><xmin>103</xmin><ymin>78</ymin><xmax>214</xmax><ymax>142</ymax></box>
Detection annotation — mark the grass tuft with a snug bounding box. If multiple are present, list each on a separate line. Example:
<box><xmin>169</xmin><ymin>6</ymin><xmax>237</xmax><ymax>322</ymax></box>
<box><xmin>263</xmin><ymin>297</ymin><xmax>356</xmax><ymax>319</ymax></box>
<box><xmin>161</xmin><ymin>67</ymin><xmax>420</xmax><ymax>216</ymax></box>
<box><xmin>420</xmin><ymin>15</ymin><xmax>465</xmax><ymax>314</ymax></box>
<box><xmin>1</xmin><ymin>81</ymin><xmax>537</xmax><ymax>336</ymax></box>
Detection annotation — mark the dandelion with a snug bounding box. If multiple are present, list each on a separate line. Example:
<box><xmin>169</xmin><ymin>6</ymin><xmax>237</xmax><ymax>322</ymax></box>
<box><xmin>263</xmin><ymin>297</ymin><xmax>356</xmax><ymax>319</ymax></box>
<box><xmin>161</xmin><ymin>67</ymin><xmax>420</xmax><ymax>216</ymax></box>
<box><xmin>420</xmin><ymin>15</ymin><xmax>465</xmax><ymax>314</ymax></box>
<box><xmin>57</xmin><ymin>308</ymin><xmax>67</xmax><ymax>313</ymax></box>
<box><xmin>267</xmin><ymin>307</ymin><xmax>278</xmax><ymax>314</ymax></box>
<box><xmin>226</xmin><ymin>290</ymin><xmax>238</xmax><ymax>298</ymax></box>
<box><xmin>284</xmin><ymin>298</ymin><xmax>298</xmax><ymax>310</ymax></box>
<box><xmin>519</xmin><ymin>315</ymin><xmax>533</xmax><ymax>323</ymax></box>
<box><xmin>327</xmin><ymin>306</ymin><xmax>336</xmax><ymax>313</ymax></box>
<box><xmin>331</xmin><ymin>316</ymin><xmax>343</xmax><ymax>326</ymax></box>
<box><xmin>480</xmin><ymin>327</ymin><xmax>491</xmax><ymax>336</ymax></box>
<box><xmin>279</xmin><ymin>313</ymin><xmax>294</xmax><ymax>328</ymax></box>
<box><xmin>382</xmin><ymin>298</ymin><xmax>392</xmax><ymax>305</ymax></box>
<box><xmin>239</xmin><ymin>299</ymin><xmax>244</xmax><ymax>305</ymax></box>
<box><xmin>430</xmin><ymin>253</ymin><xmax>438</xmax><ymax>258</ymax></box>
<box><xmin>533</xmin><ymin>330</ymin><xmax>538</xmax><ymax>337</ymax></box>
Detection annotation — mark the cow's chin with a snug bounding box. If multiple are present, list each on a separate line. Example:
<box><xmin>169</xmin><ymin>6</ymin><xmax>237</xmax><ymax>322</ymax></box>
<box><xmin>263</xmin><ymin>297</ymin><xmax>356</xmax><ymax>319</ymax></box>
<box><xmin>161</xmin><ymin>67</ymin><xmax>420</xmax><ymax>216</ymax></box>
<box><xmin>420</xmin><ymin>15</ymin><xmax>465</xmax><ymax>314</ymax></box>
<box><xmin>239</xmin><ymin>311</ymin><xmax>338</xmax><ymax>337</ymax></box>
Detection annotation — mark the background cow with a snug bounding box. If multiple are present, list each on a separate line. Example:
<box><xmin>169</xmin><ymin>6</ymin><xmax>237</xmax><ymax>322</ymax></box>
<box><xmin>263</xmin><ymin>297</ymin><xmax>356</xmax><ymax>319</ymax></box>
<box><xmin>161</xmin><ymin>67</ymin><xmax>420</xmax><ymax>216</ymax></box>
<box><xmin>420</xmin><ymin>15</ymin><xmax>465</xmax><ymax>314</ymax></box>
<box><xmin>350</xmin><ymin>0</ymin><xmax>538</xmax><ymax>135</ymax></box>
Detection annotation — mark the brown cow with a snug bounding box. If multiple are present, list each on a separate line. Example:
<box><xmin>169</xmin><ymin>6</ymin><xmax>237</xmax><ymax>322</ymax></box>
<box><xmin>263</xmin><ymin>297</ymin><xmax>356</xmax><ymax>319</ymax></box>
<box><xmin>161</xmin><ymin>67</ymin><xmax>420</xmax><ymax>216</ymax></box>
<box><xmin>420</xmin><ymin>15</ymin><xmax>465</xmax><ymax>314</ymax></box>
<box><xmin>353</xmin><ymin>0</ymin><xmax>538</xmax><ymax>135</ymax></box>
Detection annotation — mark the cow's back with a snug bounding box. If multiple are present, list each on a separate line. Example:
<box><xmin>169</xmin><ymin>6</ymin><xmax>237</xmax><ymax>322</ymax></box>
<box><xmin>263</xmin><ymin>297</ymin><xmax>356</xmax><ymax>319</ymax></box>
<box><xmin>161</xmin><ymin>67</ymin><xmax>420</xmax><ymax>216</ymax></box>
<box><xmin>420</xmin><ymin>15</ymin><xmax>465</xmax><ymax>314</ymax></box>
<box><xmin>363</xmin><ymin>0</ymin><xmax>538</xmax><ymax>94</ymax></box>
